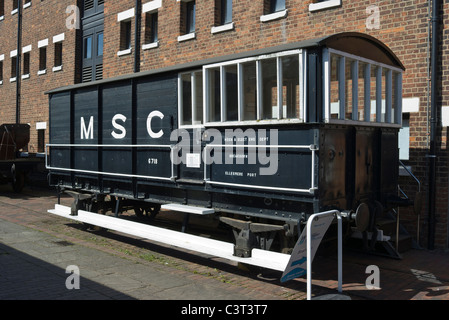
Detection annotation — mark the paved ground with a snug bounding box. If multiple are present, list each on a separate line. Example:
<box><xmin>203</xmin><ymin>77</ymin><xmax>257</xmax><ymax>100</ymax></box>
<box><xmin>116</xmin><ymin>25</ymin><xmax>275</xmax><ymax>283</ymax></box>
<box><xmin>1</xmin><ymin>181</ymin><xmax>449</xmax><ymax>304</ymax></box>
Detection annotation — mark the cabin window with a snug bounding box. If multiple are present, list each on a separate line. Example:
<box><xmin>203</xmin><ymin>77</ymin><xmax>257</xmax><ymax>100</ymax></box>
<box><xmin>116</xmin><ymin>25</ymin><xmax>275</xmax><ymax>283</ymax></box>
<box><xmin>203</xmin><ymin>49</ymin><xmax>305</xmax><ymax>124</ymax></box>
<box><xmin>324</xmin><ymin>48</ymin><xmax>403</xmax><ymax>126</ymax></box>
<box><xmin>178</xmin><ymin>71</ymin><xmax>203</xmax><ymax>127</ymax></box>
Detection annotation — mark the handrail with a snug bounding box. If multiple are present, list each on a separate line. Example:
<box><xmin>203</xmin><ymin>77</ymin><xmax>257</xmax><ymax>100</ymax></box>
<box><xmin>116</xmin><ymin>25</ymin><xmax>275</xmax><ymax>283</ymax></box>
<box><xmin>398</xmin><ymin>160</ymin><xmax>422</xmax><ymax>248</ymax></box>
<box><xmin>399</xmin><ymin>160</ymin><xmax>421</xmax><ymax>192</ymax></box>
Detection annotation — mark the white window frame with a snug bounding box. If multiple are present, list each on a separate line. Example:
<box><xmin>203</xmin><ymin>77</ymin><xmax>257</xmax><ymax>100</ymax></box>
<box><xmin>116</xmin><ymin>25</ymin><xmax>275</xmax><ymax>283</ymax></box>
<box><xmin>202</xmin><ymin>49</ymin><xmax>306</xmax><ymax>127</ymax></box>
<box><xmin>142</xmin><ymin>0</ymin><xmax>162</xmax><ymax>50</ymax></box>
<box><xmin>323</xmin><ymin>48</ymin><xmax>403</xmax><ymax>128</ymax></box>
<box><xmin>178</xmin><ymin>70</ymin><xmax>204</xmax><ymax>129</ymax></box>
<box><xmin>309</xmin><ymin>0</ymin><xmax>341</xmax><ymax>12</ymax></box>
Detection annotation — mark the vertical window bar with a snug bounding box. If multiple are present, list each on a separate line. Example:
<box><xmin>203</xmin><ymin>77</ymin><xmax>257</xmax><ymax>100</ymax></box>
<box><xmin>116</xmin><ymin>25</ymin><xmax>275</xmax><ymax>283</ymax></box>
<box><xmin>191</xmin><ymin>72</ymin><xmax>197</xmax><ymax>124</ymax></box>
<box><xmin>322</xmin><ymin>49</ymin><xmax>330</xmax><ymax>123</ymax></box>
<box><xmin>352</xmin><ymin>60</ymin><xmax>359</xmax><ymax>121</ymax></box>
<box><xmin>376</xmin><ymin>66</ymin><xmax>382</xmax><ymax>122</ymax></box>
<box><xmin>277</xmin><ymin>57</ymin><xmax>282</xmax><ymax>119</ymax></box>
<box><xmin>364</xmin><ymin>63</ymin><xmax>371</xmax><ymax>122</ymax></box>
<box><xmin>178</xmin><ymin>74</ymin><xmax>184</xmax><ymax>126</ymax></box>
<box><xmin>338</xmin><ymin>56</ymin><xmax>345</xmax><ymax>120</ymax></box>
<box><xmin>299</xmin><ymin>51</ymin><xmax>306</xmax><ymax>122</ymax></box>
<box><xmin>237</xmin><ymin>63</ymin><xmax>243</xmax><ymax>122</ymax></box>
<box><xmin>385</xmin><ymin>69</ymin><xmax>392</xmax><ymax>123</ymax></box>
<box><xmin>256</xmin><ymin>60</ymin><xmax>262</xmax><ymax>120</ymax></box>
<box><xmin>203</xmin><ymin>66</ymin><xmax>209</xmax><ymax>123</ymax></box>
<box><xmin>395</xmin><ymin>72</ymin><xmax>403</xmax><ymax>125</ymax></box>
<box><xmin>220</xmin><ymin>65</ymin><xmax>225</xmax><ymax>122</ymax></box>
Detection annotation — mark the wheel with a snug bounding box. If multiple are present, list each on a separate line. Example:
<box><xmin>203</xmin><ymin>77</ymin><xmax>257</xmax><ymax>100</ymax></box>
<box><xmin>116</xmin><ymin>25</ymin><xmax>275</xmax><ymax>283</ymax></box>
<box><xmin>134</xmin><ymin>203</ymin><xmax>160</xmax><ymax>219</ymax></box>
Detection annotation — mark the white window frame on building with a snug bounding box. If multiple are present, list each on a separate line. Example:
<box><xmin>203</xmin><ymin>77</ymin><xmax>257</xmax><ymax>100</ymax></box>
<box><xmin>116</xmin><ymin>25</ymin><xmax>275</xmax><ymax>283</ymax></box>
<box><xmin>309</xmin><ymin>0</ymin><xmax>342</xmax><ymax>12</ymax></box>
<box><xmin>117</xmin><ymin>8</ymin><xmax>134</xmax><ymax>56</ymax></box>
<box><xmin>38</xmin><ymin>39</ymin><xmax>48</xmax><ymax>75</ymax></box>
<box><xmin>142</xmin><ymin>0</ymin><xmax>162</xmax><ymax>50</ymax></box>
<box><xmin>53</xmin><ymin>33</ymin><xmax>65</xmax><ymax>72</ymax></box>
<box><xmin>21</xmin><ymin>44</ymin><xmax>31</xmax><ymax>80</ymax></box>
<box><xmin>178</xmin><ymin>0</ymin><xmax>196</xmax><ymax>42</ymax></box>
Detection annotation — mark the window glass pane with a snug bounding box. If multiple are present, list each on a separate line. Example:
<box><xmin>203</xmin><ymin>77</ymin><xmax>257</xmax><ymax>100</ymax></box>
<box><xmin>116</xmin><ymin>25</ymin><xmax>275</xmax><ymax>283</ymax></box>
<box><xmin>39</xmin><ymin>47</ymin><xmax>47</xmax><ymax>71</ymax></box>
<box><xmin>194</xmin><ymin>72</ymin><xmax>203</xmax><ymax>124</ymax></box>
<box><xmin>370</xmin><ymin>66</ymin><xmax>379</xmax><ymax>122</ymax></box>
<box><xmin>222</xmin><ymin>0</ymin><xmax>232</xmax><ymax>24</ymax></box>
<box><xmin>261</xmin><ymin>58</ymin><xmax>277</xmax><ymax>119</ymax></box>
<box><xmin>271</xmin><ymin>0</ymin><xmax>285</xmax><ymax>13</ymax></box>
<box><xmin>181</xmin><ymin>73</ymin><xmax>192</xmax><ymax>126</ymax></box>
<box><xmin>281</xmin><ymin>55</ymin><xmax>300</xmax><ymax>119</ymax></box>
<box><xmin>344</xmin><ymin>58</ymin><xmax>355</xmax><ymax>120</ymax></box>
<box><xmin>84</xmin><ymin>36</ymin><xmax>92</xmax><ymax>59</ymax></box>
<box><xmin>151</xmin><ymin>13</ymin><xmax>158</xmax><ymax>42</ymax></box>
<box><xmin>97</xmin><ymin>33</ymin><xmax>103</xmax><ymax>56</ymax></box>
<box><xmin>186</xmin><ymin>1</ymin><xmax>195</xmax><ymax>33</ymax></box>
<box><xmin>208</xmin><ymin>68</ymin><xmax>221</xmax><ymax>122</ymax></box>
<box><xmin>381</xmin><ymin>68</ymin><xmax>387</xmax><ymax>122</ymax></box>
<box><xmin>392</xmin><ymin>72</ymin><xmax>400</xmax><ymax>124</ymax></box>
<box><xmin>330</xmin><ymin>54</ymin><xmax>341</xmax><ymax>119</ymax></box>
<box><xmin>242</xmin><ymin>62</ymin><xmax>257</xmax><ymax>121</ymax></box>
<box><xmin>357</xmin><ymin>62</ymin><xmax>368</xmax><ymax>121</ymax></box>
<box><xmin>224</xmin><ymin>65</ymin><xmax>238</xmax><ymax>121</ymax></box>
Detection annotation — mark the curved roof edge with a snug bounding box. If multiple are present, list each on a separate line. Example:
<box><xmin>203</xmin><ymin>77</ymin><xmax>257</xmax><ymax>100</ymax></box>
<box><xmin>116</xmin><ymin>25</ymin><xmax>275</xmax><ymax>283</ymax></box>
<box><xmin>318</xmin><ymin>32</ymin><xmax>405</xmax><ymax>70</ymax></box>
<box><xmin>47</xmin><ymin>32</ymin><xmax>404</xmax><ymax>94</ymax></box>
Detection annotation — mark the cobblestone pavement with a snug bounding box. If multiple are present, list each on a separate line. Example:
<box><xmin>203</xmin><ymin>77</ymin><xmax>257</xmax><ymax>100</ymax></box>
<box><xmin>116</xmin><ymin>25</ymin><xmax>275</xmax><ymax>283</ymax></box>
<box><xmin>1</xmin><ymin>182</ymin><xmax>449</xmax><ymax>302</ymax></box>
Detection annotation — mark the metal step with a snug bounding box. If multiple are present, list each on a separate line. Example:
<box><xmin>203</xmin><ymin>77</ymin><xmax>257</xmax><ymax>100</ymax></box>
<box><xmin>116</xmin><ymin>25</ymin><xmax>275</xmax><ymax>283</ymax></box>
<box><xmin>161</xmin><ymin>203</ymin><xmax>215</xmax><ymax>215</ymax></box>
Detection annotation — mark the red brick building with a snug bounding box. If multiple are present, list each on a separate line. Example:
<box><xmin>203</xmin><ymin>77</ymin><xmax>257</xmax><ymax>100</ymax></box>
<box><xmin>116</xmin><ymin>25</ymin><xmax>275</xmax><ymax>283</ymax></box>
<box><xmin>0</xmin><ymin>0</ymin><xmax>448</xmax><ymax>249</ymax></box>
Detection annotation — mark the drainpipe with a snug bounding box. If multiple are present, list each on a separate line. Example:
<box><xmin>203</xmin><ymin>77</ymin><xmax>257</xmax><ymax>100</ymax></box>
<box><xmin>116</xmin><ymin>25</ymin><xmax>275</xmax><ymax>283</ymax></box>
<box><xmin>134</xmin><ymin>0</ymin><xmax>142</xmax><ymax>73</ymax></box>
<box><xmin>16</xmin><ymin>0</ymin><xmax>23</xmax><ymax>124</ymax></box>
<box><xmin>428</xmin><ymin>0</ymin><xmax>440</xmax><ymax>250</ymax></box>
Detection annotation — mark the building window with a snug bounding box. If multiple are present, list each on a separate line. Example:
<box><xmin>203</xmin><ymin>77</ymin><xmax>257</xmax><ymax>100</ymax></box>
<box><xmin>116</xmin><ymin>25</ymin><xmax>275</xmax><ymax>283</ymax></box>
<box><xmin>38</xmin><ymin>39</ymin><xmax>48</xmax><ymax>75</ymax></box>
<box><xmin>84</xmin><ymin>36</ymin><xmax>92</xmax><ymax>59</ymax></box>
<box><xmin>269</xmin><ymin>0</ymin><xmax>285</xmax><ymax>13</ymax></box>
<box><xmin>178</xmin><ymin>71</ymin><xmax>203</xmax><ymax>127</ymax></box>
<box><xmin>261</xmin><ymin>0</ymin><xmax>287</xmax><ymax>22</ymax></box>
<box><xmin>23</xmin><ymin>0</ymin><xmax>31</xmax><ymax>9</ymax></box>
<box><xmin>142</xmin><ymin>0</ymin><xmax>162</xmax><ymax>49</ymax></box>
<box><xmin>52</xmin><ymin>33</ymin><xmax>64</xmax><ymax>72</ymax></box>
<box><xmin>178</xmin><ymin>0</ymin><xmax>196</xmax><ymax>42</ymax></box>
<box><xmin>11</xmin><ymin>56</ymin><xmax>17</xmax><ymax>80</ymax></box>
<box><xmin>211</xmin><ymin>0</ymin><xmax>234</xmax><ymax>34</ymax></box>
<box><xmin>144</xmin><ymin>12</ymin><xmax>158</xmax><ymax>44</ymax></box>
<box><xmin>12</xmin><ymin>0</ymin><xmax>18</xmax><ymax>13</ymax></box>
<box><xmin>120</xmin><ymin>20</ymin><xmax>132</xmax><ymax>50</ymax></box>
<box><xmin>22</xmin><ymin>51</ymin><xmax>30</xmax><ymax>78</ymax></box>
<box><xmin>220</xmin><ymin>0</ymin><xmax>232</xmax><ymax>25</ymax></box>
<box><xmin>0</xmin><ymin>59</ymin><xmax>3</xmax><ymax>84</ymax></box>
<box><xmin>117</xmin><ymin>8</ymin><xmax>134</xmax><ymax>56</ymax></box>
<box><xmin>186</xmin><ymin>0</ymin><xmax>196</xmax><ymax>34</ymax></box>
<box><xmin>203</xmin><ymin>50</ymin><xmax>305</xmax><ymax>124</ymax></box>
<box><xmin>97</xmin><ymin>32</ymin><xmax>103</xmax><ymax>57</ymax></box>
<box><xmin>54</xmin><ymin>42</ymin><xmax>63</xmax><ymax>70</ymax></box>
<box><xmin>38</xmin><ymin>47</ymin><xmax>46</xmax><ymax>73</ymax></box>
<box><xmin>0</xmin><ymin>0</ymin><xmax>5</xmax><ymax>19</ymax></box>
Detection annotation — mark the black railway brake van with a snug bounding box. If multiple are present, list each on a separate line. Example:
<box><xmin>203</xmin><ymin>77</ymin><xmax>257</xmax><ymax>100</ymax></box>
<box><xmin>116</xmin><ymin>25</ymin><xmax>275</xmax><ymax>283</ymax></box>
<box><xmin>46</xmin><ymin>33</ymin><xmax>411</xmax><ymax>264</ymax></box>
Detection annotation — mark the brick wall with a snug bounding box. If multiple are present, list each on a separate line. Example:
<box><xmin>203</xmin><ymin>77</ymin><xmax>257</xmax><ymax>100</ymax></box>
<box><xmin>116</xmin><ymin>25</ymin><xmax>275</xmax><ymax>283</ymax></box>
<box><xmin>0</xmin><ymin>0</ymin><xmax>79</xmax><ymax>152</ymax></box>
